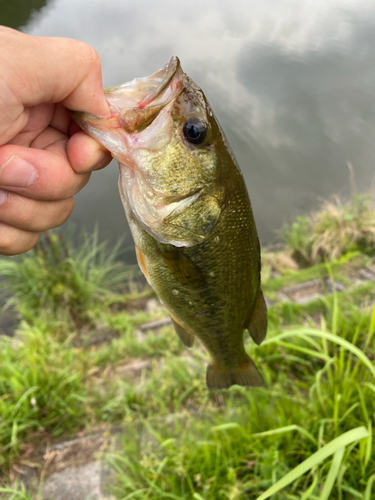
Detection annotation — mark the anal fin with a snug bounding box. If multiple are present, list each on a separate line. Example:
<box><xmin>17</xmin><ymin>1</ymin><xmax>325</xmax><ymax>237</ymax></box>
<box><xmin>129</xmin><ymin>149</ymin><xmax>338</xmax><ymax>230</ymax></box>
<box><xmin>247</xmin><ymin>288</ymin><xmax>268</xmax><ymax>346</ymax></box>
<box><xmin>170</xmin><ymin>313</ymin><xmax>195</xmax><ymax>348</ymax></box>
<box><xmin>206</xmin><ymin>354</ymin><xmax>264</xmax><ymax>389</ymax></box>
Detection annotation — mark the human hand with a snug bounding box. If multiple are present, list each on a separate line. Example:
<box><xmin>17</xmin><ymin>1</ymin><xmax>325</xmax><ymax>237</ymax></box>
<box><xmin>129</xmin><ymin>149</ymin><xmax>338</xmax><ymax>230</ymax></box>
<box><xmin>0</xmin><ymin>27</ymin><xmax>112</xmax><ymax>255</ymax></box>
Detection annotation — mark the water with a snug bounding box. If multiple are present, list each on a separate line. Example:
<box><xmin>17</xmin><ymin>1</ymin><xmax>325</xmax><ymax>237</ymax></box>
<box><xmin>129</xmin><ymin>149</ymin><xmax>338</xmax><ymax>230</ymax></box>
<box><xmin>2</xmin><ymin>0</ymin><xmax>375</xmax><ymax>254</ymax></box>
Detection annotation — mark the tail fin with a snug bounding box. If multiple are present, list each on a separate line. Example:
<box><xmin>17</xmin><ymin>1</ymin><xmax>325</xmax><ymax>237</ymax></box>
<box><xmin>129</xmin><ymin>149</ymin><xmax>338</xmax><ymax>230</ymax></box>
<box><xmin>206</xmin><ymin>355</ymin><xmax>264</xmax><ymax>389</ymax></box>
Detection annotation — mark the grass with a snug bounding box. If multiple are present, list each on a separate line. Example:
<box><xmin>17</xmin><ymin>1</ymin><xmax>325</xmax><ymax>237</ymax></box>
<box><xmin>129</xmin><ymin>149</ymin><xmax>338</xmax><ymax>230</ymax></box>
<box><xmin>279</xmin><ymin>195</ymin><xmax>375</xmax><ymax>266</ymax></box>
<box><xmin>0</xmin><ymin>487</ymin><xmax>34</xmax><ymax>500</ymax></box>
<box><xmin>1</xmin><ymin>282</ymin><xmax>375</xmax><ymax>498</ymax></box>
<box><xmin>104</xmin><ymin>294</ymin><xmax>375</xmax><ymax>499</ymax></box>
<box><xmin>0</xmin><ymin>228</ymin><xmax>137</xmax><ymax>328</ymax></box>
<box><xmin>1</xmin><ymin>216</ymin><xmax>375</xmax><ymax>498</ymax></box>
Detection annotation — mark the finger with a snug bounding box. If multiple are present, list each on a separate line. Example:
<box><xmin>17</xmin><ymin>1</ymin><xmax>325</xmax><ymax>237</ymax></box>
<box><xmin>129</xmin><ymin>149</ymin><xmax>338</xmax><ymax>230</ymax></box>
<box><xmin>0</xmin><ymin>143</ymin><xmax>91</xmax><ymax>201</ymax></box>
<box><xmin>0</xmin><ymin>222</ymin><xmax>39</xmax><ymax>256</ymax></box>
<box><xmin>6</xmin><ymin>104</ymin><xmax>73</xmax><ymax>149</ymax></box>
<box><xmin>67</xmin><ymin>131</ymin><xmax>112</xmax><ymax>173</ymax></box>
<box><xmin>0</xmin><ymin>189</ymin><xmax>74</xmax><ymax>232</ymax></box>
<box><xmin>50</xmin><ymin>104</ymin><xmax>74</xmax><ymax>136</ymax></box>
<box><xmin>6</xmin><ymin>104</ymin><xmax>54</xmax><ymax>147</ymax></box>
<box><xmin>1</xmin><ymin>27</ymin><xmax>109</xmax><ymax>115</ymax></box>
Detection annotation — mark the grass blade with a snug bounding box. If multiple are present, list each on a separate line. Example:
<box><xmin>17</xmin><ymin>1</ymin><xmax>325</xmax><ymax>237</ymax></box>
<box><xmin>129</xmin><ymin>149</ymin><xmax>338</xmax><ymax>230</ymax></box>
<box><xmin>364</xmin><ymin>474</ymin><xmax>375</xmax><ymax>500</ymax></box>
<box><xmin>319</xmin><ymin>447</ymin><xmax>344</xmax><ymax>500</ymax></box>
<box><xmin>255</xmin><ymin>426</ymin><xmax>369</xmax><ymax>500</ymax></box>
<box><xmin>211</xmin><ymin>422</ymin><xmax>242</xmax><ymax>432</ymax></box>
<box><xmin>261</xmin><ymin>329</ymin><xmax>375</xmax><ymax>380</ymax></box>
<box><xmin>252</xmin><ymin>424</ymin><xmax>317</xmax><ymax>445</ymax></box>
<box><xmin>300</xmin><ymin>473</ymin><xmax>319</xmax><ymax>500</ymax></box>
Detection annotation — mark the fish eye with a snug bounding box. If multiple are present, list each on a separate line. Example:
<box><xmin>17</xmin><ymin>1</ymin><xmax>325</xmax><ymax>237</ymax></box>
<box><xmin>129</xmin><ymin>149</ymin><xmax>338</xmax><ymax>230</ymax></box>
<box><xmin>183</xmin><ymin>118</ymin><xmax>207</xmax><ymax>145</ymax></box>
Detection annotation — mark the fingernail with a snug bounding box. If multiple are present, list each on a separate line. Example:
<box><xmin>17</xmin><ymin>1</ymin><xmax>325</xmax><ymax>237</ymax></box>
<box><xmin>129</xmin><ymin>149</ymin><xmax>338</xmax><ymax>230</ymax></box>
<box><xmin>0</xmin><ymin>155</ymin><xmax>38</xmax><ymax>188</ymax></box>
<box><xmin>0</xmin><ymin>189</ymin><xmax>7</xmax><ymax>206</ymax></box>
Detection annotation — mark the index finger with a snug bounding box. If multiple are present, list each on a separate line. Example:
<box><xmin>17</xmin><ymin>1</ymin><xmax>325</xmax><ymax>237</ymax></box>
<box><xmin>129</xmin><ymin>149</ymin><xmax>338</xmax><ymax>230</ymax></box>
<box><xmin>0</xmin><ymin>27</ymin><xmax>109</xmax><ymax>116</ymax></box>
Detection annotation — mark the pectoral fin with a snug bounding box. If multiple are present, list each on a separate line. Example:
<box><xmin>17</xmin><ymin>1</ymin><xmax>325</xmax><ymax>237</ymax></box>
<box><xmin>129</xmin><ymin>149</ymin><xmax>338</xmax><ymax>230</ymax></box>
<box><xmin>157</xmin><ymin>245</ymin><xmax>205</xmax><ymax>289</ymax></box>
<box><xmin>170</xmin><ymin>313</ymin><xmax>195</xmax><ymax>348</ymax></box>
<box><xmin>247</xmin><ymin>288</ymin><xmax>267</xmax><ymax>346</ymax></box>
<box><xmin>135</xmin><ymin>245</ymin><xmax>150</xmax><ymax>284</ymax></box>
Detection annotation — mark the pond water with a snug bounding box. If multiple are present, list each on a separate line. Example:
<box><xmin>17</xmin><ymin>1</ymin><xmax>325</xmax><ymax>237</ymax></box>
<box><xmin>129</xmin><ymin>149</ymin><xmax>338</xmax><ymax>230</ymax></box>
<box><xmin>2</xmin><ymin>0</ymin><xmax>375</xmax><ymax>257</ymax></box>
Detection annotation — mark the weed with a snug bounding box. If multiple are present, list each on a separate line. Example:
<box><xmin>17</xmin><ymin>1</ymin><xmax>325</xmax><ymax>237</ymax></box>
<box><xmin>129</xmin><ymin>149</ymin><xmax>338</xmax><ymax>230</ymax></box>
<box><xmin>0</xmin><ymin>322</ymin><xmax>88</xmax><ymax>467</ymax></box>
<box><xmin>1</xmin><ymin>227</ymin><xmax>375</xmax><ymax>498</ymax></box>
<box><xmin>279</xmin><ymin>195</ymin><xmax>375</xmax><ymax>265</ymax></box>
<box><xmin>105</xmin><ymin>296</ymin><xmax>375</xmax><ymax>499</ymax></box>
<box><xmin>0</xmin><ymin>228</ymin><xmax>137</xmax><ymax>327</ymax></box>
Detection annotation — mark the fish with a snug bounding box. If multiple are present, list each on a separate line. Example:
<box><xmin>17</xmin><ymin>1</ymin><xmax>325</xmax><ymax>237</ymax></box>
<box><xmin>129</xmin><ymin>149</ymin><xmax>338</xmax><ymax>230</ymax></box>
<box><xmin>70</xmin><ymin>56</ymin><xmax>267</xmax><ymax>389</ymax></box>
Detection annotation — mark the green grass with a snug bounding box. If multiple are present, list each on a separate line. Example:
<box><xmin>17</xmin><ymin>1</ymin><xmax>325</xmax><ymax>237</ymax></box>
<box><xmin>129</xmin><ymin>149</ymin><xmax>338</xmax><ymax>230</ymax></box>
<box><xmin>0</xmin><ymin>487</ymin><xmax>34</xmax><ymax>500</ymax></box>
<box><xmin>0</xmin><ymin>228</ymin><xmax>137</xmax><ymax>328</ymax></box>
<box><xmin>262</xmin><ymin>252</ymin><xmax>369</xmax><ymax>294</ymax></box>
<box><xmin>1</xmin><ymin>227</ymin><xmax>375</xmax><ymax>498</ymax></box>
<box><xmin>2</xmin><ymin>281</ymin><xmax>374</xmax><ymax>498</ymax></box>
<box><xmin>105</xmin><ymin>295</ymin><xmax>375</xmax><ymax>499</ymax></box>
<box><xmin>279</xmin><ymin>195</ymin><xmax>375</xmax><ymax>265</ymax></box>
<box><xmin>0</xmin><ymin>322</ymin><xmax>88</xmax><ymax>465</ymax></box>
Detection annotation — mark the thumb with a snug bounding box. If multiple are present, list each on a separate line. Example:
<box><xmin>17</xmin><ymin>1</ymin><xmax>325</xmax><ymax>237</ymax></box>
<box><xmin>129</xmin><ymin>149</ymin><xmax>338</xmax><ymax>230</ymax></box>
<box><xmin>1</xmin><ymin>26</ymin><xmax>109</xmax><ymax>116</ymax></box>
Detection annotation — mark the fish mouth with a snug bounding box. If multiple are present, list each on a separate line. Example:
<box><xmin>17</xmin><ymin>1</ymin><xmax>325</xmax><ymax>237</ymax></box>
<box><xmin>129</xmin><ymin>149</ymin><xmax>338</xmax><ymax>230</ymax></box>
<box><xmin>106</xmin><ymin>56</ymin><xmax>182</xmax><ymax>133</ymax></box>
<box><xmin>70</xmin><ymin>56</ymin><xmax>183</xmax><ymax>135</ymax></box>
<box><xmin>69</xmin><ymin>56</ymin><xmax>183</xmax><ymax>134</ymax></box>
<box><xmin>69</xmin><ymin>57</ymin><xmax>184</xmax><ymax>165</ymax></box>
<box><xmin>134</xmin><ymin>56</ymin><xmax>181</xmax><ymax>109</ymax></box>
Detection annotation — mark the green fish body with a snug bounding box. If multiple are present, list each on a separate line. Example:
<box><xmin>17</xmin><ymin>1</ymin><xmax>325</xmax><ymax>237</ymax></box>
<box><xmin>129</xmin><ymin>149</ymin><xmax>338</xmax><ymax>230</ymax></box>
<box><xmin>71</xmin><ymin>57</ymin><xmax>267</xmax><ymax>389</ymax></box>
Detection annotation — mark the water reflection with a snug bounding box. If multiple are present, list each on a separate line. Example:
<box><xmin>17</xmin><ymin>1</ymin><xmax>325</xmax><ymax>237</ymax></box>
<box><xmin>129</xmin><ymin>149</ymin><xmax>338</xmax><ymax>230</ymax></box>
<box><xmin>5</xmin><ymin>0</ymin><xmax>375</xmax><ymax>249</ymax></box>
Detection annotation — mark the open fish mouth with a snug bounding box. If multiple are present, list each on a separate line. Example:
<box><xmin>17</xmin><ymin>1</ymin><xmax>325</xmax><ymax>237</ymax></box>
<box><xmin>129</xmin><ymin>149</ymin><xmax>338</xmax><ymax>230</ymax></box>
<box><xmin>104</xmin><ymin>56</ymin><xmax>183</xmax><ymax>133</ymax></box>
<box><xmin>121</xmin><ymin>55</ymin><xmax>180</xmax><ymax>109</ymax></box>
<box><xmin>70</xmin><ymin>56</ymin><xmax>183</xmax><ymax>135</ymax></box>
<box><xmin>68</xmin><ymin>56</ymin><xmax>186</xmax><ymax>169</ymax></box>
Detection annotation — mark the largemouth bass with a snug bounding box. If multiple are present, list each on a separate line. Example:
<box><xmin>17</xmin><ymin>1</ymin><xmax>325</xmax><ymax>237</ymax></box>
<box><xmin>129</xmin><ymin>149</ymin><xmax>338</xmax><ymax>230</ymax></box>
<box><xmin>71</xmin><ymin>56</ymin><xmax>267</xmax><ymax>389</ymax></box>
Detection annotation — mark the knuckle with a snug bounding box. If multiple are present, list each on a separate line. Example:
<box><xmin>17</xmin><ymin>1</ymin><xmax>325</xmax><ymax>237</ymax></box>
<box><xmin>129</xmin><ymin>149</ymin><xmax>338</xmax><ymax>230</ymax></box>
<box><xmin>86</xmin><ymin>45</ymin><xmax>101</xmax><ymax>69</ymax></box>
<box><xmin>49</xmin><ymin>181</ymin><xmax>66</xmax><ymax>200</ymax></box>
<box><xmin>6</xmin><ymin>193</ymin><xmax>39</xmax><ymax>228</ymax></box>
<box><xmin>58</xmin><ymin>197</ymin><xmax>74</xmax><ymax>225</ymax></box>
<box><xmin>19</xmin><ymin>202</ymin><xmax>38</xmax><ymax>227</ymax></box>
<box><xmin>50</xmin><ymin>171</ymin><xmax>89</xmax><ymax>200</ymax></box>
<box><xmin>23</xmin><ymin>198</ymin><xmax>74</xmax><ymax>231</ymax></box>
<box><xmin>42</xmin><ymin>198</ymin><xmax>74</xmax><ymax>229</ymax></box>
<box><xmin>67</xmin><ymin>172</ymin><xmax>90</xmax><ymax>197</ymax></box>
<box><xmin>47</xmin><ymin>171</ymin><xmax>73</xmax><ymax>200</ymax></box>
<box><xmin>34</xmin><ymin>198</ymin><xmax>75</xmax><ymax>230</ymax></box>
<box><xmin>0</xmin><ymin>194</ymin><xmax>74</xmax><ymax>232</ymax></box>
<box><xmin>0</xmin><ymin>230</ymin><xmax>17</xmax><ymax>254</ymax></box>
<box><xmin>0</xmin><ymin>225</ymin><xmax>39</xmax><ymax>255</ymax></box>
<box><xmin>76</xmin><ymin>40</ymin><xmax>101</xmax><ymax>70</ymax></box>
<box><xmin>20</xmin><ymin>233</ymin><xmax>40</xmax><ymax>254</ymax></box>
